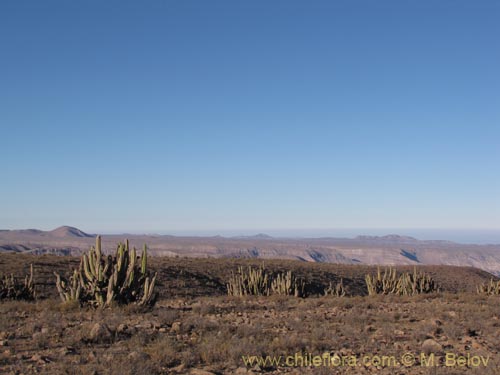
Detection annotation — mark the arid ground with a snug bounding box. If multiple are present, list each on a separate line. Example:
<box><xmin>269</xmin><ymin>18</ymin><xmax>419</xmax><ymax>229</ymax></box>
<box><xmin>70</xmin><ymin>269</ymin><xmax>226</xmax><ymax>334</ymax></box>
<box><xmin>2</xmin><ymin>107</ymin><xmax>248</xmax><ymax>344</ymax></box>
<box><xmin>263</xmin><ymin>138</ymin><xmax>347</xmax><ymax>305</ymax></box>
<box><xmin>1</xmin><ymin>253</ymin><xmax>499</xmax><ymax>374</ymax></box>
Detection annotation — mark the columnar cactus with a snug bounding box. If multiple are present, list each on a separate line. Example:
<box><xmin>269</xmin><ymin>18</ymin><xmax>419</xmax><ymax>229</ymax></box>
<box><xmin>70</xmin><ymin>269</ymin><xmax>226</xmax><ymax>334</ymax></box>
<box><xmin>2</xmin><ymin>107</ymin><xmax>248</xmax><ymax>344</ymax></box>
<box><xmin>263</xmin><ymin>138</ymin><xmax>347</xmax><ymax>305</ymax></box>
<box><xmin>227</xmin><ymin>265</ymin><xmax>306</xmax><ymax>297</ymax></box>
<box><xmin>365</xmin><ymin>267</ymin><xmax>438</xmax><ymax>296</ymax></box>
<box><xmin>365</xmin><ymin>267</ymin><xmax>397</xmax><ymax>295</ymax></box>
<box><xmin>271</xmin><ymin>270</ymin><xmax>306</xmax><ymax>297</ymax></box>
<box><xmin>227</xmin><ymin>265</ymin><xmax>270</xmax><ymax>296</ymax></box>
<box><xmin>54</xmin><ymin>269</ymin><xmax>82</xmax><ymax>303</ymax></box>
<box><xmin>0</xmin><ymin>264</ymin><xmax>36</xmax><ymax>300</ymax></box>
<box><xmin>324</xmin><ymin>278</ymin><xmax>346</xmax><ymax>297</ymax></box>
<box><xmin>55</xmin><ymin>236</ymin><xmax>157</xmax><ymax>307</ymax></box>
<box><xmin>477</xmin><ymin>278</ymin><xmax>500</xmax><ymax>295</ymax></box>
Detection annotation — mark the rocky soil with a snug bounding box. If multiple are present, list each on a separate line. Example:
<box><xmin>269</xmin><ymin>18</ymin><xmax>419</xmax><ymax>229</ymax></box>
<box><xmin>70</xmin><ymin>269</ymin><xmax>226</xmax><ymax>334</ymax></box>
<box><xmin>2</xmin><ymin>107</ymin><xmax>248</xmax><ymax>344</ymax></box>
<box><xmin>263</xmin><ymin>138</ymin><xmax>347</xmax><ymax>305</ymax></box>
<box><xmin>1</xmin><ymin>293</ymin><xmax>499</xmax><ymax>374</ymax></box>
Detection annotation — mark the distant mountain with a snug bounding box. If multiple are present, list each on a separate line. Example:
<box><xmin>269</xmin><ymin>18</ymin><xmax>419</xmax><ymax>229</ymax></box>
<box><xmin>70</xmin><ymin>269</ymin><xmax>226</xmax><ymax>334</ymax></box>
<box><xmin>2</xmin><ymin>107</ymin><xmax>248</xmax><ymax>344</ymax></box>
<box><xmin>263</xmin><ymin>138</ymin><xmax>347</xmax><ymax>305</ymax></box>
<box><xmin>232</xmin><ymin>233</ymin><xmax>274</xmax><ymax>239</ymax></box>
<box><xmin>253</xmin><ymin>233</ymin><xmax>274</xmax><ymax>239</ymax></box>
<box><xmin>356</xmin><ymin>234</ymin><xmax>419</xmax><ymax>242</ymax></box>
<box><xmin>2</xmin><ymin>227</ymin><xmax>500</xmax><ymax>276</ymax></box>
<box><xmin>49</xmin><ymin>226</ymin><xmax>92</xmax><ymax>238</ymax></box>
<box><xmin>17</xmin><ymin>229</ymin><xmax>44</xmax><ymax>235</ymax></box>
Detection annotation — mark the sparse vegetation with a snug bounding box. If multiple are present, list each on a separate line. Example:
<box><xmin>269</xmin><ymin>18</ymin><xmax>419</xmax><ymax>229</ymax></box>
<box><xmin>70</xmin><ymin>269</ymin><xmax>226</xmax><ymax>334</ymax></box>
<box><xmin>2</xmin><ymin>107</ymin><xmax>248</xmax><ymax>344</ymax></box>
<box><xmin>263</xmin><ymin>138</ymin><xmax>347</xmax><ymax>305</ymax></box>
<box><xmin>270</xmin><ymin>270</ymin><xmax>306</xmax><ymax>297</ymax></box>
<box><xmin>54</xmin><ymin>236</ymin><xmax>157</xmax><ymax>308</ymax></box>
<box><xmin>1</xmin><ymin>292</ymin><xmax>500</xmax><ymax>374</ymax></box>
<box><xmin>324</xmin><ymin>278</ymin><xmax>346</xmax><ymax>297</ymax></box>
<box><xmin>365</xmin><ymin>266</ymin><xmax>439</xmax><ymax>296</ymax></box>
<box><xmin>226</xmin><ymin>264</ymin><xmax>270</xmax><ymax>296</ymax></box>
<box><xmin>0</xmin><ymin>264</ymin><xmax>35</xmax><ymax>300</ymax></box>
<box><xmin>1</xmin><ymin>253</ymin><xmax>499</xmax><ymax>374</ymax></box>
<box><xmin>227</xmin><ymin>265</ymin><xmax>306</xmax><ymax>297</ymax></box>
<box><xmin>477</xmin><ymin>278</ymin><xmax>500</xmax><ymax>295</ymax></box>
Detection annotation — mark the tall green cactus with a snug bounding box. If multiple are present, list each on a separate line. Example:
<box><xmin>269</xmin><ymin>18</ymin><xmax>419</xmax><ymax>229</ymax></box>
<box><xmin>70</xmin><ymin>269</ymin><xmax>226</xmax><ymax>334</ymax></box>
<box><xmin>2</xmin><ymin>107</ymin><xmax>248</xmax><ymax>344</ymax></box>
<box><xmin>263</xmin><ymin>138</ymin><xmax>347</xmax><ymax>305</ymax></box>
<box><xmin>55</xmin><ymin>236</ymin><xmax>157</xmax><ymax>307</ymax></box>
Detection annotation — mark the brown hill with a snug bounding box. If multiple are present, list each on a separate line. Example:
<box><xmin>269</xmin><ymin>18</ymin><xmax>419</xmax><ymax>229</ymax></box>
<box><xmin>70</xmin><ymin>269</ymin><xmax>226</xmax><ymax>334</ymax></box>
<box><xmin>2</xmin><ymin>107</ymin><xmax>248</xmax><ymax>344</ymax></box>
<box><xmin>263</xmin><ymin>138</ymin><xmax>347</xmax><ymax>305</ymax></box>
<box><xmin>48</xmin><ymin>226</ymin><xmax>92</xmax><ymax>238</ymax></box>
<box><xmin>0</xmin><ymin>253</ymin><xmax>495</xmax><ymax>300</ymax></box>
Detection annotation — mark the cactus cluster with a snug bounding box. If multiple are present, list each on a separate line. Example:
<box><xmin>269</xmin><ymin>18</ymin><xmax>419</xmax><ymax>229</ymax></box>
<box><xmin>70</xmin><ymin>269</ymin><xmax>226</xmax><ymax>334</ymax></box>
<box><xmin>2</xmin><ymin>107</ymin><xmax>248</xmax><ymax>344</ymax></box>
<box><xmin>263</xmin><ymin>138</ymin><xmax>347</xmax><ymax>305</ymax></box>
<box><xmin>54</xmin><ymin>269</ymin><xmax>82</xmax><ymax>303</ymax></box>
<box><xmin>324</xmin><ymin>278</ymin><xmax>346</xmax><ymax>297</ymax></box>
<box><xmin>227</xmin><ymin>265</ymin><xmax>306</xmax><ymax>297</ymax></box>
<box><xmin>477</xmin><ymin>278</ymin><xmax>500</xmax><ymax>295</ymax></box>
<box><xmin>227</xmin><ymin>265</ymin><xmax>270</xmax><ymax>296</ymax></box>
<box><xmin>54</xmin><ymin>236</ymin><xmax>157</xmax><ymax>308</ymax></box>
<box><xmin>365</xmin><ymin>267</ymin><xmax>438</xmax><ymax>296</ymax></box>
<box><xmin>0</xmin><ymin>264</ymin><xmax>36</xmax><ymax>301</ymax></box>
<box><xmin>271</xmin><ymin>270</ymin><xmax>306</xmax><ymax>297</ymax></box>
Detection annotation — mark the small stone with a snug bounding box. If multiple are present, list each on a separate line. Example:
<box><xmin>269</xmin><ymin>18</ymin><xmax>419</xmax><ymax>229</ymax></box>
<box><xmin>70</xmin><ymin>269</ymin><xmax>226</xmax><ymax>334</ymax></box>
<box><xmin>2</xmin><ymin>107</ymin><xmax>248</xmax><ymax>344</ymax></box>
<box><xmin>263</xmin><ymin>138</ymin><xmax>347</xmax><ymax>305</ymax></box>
<box><xmin>88</xmin><ymin>323</ymin><xmax>113</xmax><ymax>343</ymax></box>
<box><xmin>87</xmin><ymin>351</ymin><xmax>97</xmax><ymax>361</ymax></box>
<box><xmin>365</xmin><ymin>325</ymin><xmax>376</xmax><ymax>332</ymax></box>
<box><xmin>31</xmin><ymin>354</ymin><xmax>49</xmax><ymax>364</ymax></box>
<box><xmin>127</xmin><ymin>351</ymin><xmax>150</xmax><ymax>361</ymax></box>
<box><xmin>171</xmin><ymin>364</ymin><xmax>185</xmax><ymax>373</ymax></box>
<box><xmin>135</xmin><ymin>321</ymin><xmax>153</xmax><ymax>329</ymax></box>
<box><xmin>170</xmin><ymin>321</ymin><xmax>182</xmax><ymax>333</ymax></box>
<box><xmin>422</xmin><ymin>339</ymin><xmax>442</xmax><ymax>354</ymax></box>
<box><xmin>59</xmin><ymin>346</ymin><xmax>75</xmax><ymax>356</ymax></box>
<box><xmin>189</xmin><ymin>370</ymin><xmax>216</xmax><ymax>375</ymax></box>
<box><xmin>117</xmin><ymin>323</ymin><xmax>128</xmax><ymax>334</ymax></box>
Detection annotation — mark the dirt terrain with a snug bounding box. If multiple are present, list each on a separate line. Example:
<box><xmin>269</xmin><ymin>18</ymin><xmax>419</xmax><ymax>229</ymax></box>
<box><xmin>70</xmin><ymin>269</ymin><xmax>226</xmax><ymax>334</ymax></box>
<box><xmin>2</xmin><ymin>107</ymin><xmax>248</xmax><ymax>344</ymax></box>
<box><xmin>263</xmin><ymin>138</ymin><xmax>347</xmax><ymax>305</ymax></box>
<box><xmin>1</xmin><ymin>253</ymin><xmax>500</xmax><ymax>374</ymax></box>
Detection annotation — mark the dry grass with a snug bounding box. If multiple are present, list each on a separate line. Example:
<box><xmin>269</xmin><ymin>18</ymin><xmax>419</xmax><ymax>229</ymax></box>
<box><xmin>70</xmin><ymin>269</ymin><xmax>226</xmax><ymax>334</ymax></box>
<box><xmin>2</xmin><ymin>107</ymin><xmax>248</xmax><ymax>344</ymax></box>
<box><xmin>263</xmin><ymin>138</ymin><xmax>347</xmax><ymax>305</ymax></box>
<box><xmin>1</xmin><ymin>294</ymin><xmax>499</xmax><ymax>374</ymax></box>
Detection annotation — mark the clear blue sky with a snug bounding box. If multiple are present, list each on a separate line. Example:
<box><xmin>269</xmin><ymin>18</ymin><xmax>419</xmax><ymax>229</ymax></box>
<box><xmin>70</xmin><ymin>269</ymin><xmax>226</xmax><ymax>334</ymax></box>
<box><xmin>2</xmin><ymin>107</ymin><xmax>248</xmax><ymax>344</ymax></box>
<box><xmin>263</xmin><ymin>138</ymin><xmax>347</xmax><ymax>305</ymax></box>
<box><xmin>1</xmin><ymin>0</ymin><xmax>499</xmax><ymax>234</ymax></box>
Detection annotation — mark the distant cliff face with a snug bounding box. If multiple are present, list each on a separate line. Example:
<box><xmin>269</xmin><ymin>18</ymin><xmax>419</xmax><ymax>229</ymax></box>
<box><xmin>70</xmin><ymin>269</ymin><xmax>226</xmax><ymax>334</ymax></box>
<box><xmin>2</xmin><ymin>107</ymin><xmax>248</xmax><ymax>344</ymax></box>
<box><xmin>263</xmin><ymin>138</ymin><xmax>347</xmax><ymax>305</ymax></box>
<box><xmin>1</xmin><ymin>227</ymin><xmax>500</xmax><ymax>276</ymax></box>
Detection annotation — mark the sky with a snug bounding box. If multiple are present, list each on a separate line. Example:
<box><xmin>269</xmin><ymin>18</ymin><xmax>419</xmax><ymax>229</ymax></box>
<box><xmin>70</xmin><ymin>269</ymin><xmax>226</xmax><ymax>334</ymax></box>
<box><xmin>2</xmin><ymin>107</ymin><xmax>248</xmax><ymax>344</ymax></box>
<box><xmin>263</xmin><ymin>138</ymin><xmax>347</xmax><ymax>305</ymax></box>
<box><xmin>1</xmin><ymin>0</ymin><xmax>499</xmax><ymax>235</ymax></box>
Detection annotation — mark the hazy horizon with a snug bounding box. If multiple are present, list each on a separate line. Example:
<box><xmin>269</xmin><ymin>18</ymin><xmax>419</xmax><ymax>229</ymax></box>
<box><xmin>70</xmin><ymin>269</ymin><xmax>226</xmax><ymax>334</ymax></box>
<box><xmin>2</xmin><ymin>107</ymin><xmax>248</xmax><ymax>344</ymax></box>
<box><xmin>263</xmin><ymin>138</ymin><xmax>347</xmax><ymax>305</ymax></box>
<box><xmin>3</xmin><ymin>225</ymin><xmax>500</xmax><ymax>245</ymax></box>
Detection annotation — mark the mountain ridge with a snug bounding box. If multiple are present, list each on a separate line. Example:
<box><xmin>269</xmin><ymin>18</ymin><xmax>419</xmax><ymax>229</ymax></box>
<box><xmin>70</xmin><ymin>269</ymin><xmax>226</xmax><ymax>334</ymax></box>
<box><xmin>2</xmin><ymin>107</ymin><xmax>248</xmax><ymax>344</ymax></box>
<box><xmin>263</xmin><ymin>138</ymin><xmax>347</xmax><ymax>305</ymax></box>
<box><xmin>2</xmin><ymin>226</ymin><xmax>500</xmax><ymax>276</ymax></box>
